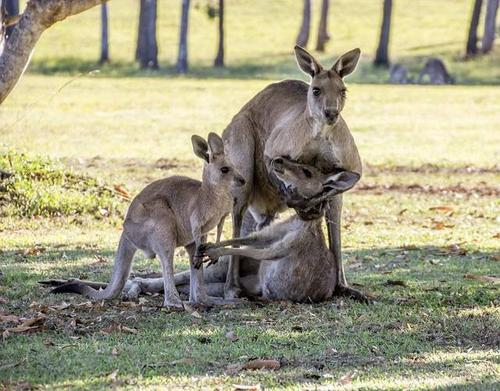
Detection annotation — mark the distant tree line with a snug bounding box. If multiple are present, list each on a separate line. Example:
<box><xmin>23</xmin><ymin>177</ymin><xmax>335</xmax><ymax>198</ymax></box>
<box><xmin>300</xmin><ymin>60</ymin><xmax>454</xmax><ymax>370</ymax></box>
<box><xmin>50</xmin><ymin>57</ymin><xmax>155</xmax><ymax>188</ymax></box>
<box><xmin>296</xmin><ymin>0</ymin><xmax>498</xmax><ymax>68</ymax></box>
<box><xmin>2</xmin><ymin>0</ymin><xmax>499</xmax><ymax>74</ymax></box>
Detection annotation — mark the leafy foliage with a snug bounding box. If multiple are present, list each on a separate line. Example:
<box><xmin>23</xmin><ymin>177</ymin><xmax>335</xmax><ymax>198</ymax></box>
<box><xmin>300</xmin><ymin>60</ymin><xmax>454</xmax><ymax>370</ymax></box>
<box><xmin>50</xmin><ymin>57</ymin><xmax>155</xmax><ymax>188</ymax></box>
<box><xmin>0</xmin><ymin>152</ymin><xmax>125</xmax><ymax>218</ymax></box>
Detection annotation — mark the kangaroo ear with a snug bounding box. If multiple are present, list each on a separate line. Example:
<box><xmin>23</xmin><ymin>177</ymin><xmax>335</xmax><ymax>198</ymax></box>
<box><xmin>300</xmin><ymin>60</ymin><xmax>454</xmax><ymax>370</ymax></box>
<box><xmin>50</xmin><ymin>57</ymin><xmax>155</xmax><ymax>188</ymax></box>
<box><xmin>323</xmin><ymin>171</ymin><xmax>360</xmax><ymax>194</ymax></box>
<box><xmin>191</xmin><ymin>135</ymin><xmax>209</xmax><ymax>163</ymax></box>
<box><xmin>332</xmin><ymin>48</ymin><xmax>361</xmax><ymax>78</ymax></box>
<box><xmin>295</xmin><ymin>46</ymin><xmax>323</xmax><ymax>77</ymax></box>
<box><xmin>207</xmin><ymin>132</ymin><xmax>224</xmax><ymax>158</ymax></box>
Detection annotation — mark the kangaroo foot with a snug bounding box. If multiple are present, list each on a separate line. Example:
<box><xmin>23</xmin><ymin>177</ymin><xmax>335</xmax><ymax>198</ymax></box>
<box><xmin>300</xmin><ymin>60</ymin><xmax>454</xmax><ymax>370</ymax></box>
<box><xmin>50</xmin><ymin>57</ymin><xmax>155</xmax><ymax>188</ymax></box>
<box><xmin>163</xmin><ymin>292</ymin><xmax>184</xmax><ymax>309</ymax></box>
<box><xmin>335</xmin><ymin>284</ymin><xmax>372</xmax><ymax>304</ymax></box>
<box><xmin>224</xmin><ymin>286</ymin><xmax>242</xmax><ymax>300</ymax></box>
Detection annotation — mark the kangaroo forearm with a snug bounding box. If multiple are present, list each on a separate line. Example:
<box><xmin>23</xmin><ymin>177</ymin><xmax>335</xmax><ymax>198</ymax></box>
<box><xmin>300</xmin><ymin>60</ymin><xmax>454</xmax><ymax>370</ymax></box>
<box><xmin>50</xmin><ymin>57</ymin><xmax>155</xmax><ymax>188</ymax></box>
<box><xmin>211</xmin><ymin>246</ymin><xmax>287</xmax><ymax>261</ymax></box>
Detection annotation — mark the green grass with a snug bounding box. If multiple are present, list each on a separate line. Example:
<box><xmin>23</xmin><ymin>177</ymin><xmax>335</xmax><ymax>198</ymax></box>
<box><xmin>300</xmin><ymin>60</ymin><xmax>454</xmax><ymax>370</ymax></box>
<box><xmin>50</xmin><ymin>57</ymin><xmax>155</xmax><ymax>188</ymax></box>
<box><xmin>1</xmin><ymin>0</ymin><xmax>500</xmax><ymax>389</ymax></box>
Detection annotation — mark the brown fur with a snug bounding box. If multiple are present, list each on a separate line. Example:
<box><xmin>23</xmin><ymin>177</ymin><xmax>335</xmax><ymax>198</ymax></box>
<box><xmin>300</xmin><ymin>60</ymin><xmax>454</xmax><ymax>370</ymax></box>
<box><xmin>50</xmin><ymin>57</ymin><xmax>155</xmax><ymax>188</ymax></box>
<box><xmin>220</xmin><ymin>46</ymin><xmax>364</xmax><ymax>300</ymax></box>
<box><xmin>199</xmin><ymin>158</ymin><xmax>360</xmax><ymax>302</ymax></box>
<box><xmin>51</xmin><ymin>133</ymin><xmax>245</xmax><ymax>308</ymax></box>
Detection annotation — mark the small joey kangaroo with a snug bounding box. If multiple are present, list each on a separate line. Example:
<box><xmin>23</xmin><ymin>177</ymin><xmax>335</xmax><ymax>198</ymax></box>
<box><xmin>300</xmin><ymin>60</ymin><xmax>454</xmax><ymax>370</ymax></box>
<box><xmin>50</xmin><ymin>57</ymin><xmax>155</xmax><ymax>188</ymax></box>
<box><xmin>199</xmin><ymin>157</ymin><xmax>360</xmax><ymax>303</ymax></box>
<box><xmin>51</xmin><ymin>133</ymin><xmax>246</xmax><ymax>308</ymax></box>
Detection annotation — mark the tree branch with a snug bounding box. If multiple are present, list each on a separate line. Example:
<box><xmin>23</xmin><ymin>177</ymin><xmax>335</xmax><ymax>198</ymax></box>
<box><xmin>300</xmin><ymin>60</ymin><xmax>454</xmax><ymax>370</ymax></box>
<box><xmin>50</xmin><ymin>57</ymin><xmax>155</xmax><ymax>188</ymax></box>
<box><xmin>0</xmin><ymin>0</ymin><xmax>106</xmax><ymax>104</ymax></box>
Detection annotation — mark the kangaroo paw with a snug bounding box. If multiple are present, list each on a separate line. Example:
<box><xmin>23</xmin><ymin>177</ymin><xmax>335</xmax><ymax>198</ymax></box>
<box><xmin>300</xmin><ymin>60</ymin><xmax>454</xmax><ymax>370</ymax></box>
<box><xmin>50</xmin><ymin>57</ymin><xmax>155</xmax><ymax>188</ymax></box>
<box><xmin>335</xmin><ymin>284</ymin><xmax>373</xmax><ymax>304</ymax></box>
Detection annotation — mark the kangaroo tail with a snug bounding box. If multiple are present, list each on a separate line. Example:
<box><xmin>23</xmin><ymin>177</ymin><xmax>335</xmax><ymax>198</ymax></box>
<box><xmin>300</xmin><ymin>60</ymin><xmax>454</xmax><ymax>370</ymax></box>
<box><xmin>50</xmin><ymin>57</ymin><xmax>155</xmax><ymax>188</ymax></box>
<box><xmin>52</xmin><ymin>233</ymin><xmax>136</xmax><ymax>300</ymax></box>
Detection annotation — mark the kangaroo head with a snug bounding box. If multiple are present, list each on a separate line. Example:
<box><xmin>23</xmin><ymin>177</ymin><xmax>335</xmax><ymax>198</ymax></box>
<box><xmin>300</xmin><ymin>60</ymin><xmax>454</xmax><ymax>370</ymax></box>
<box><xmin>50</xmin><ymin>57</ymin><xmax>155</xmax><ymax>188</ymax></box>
<box><xmin>191</xmin><ymin>133</ymin><xmax>246</xmax><ymax>190</ymax></box>
<box><xmin>271</xmin><ymin>157</ymin><xmax>360</xmax><ymax>199</ymax></box>
<box><xmin>295</xmin><ymin>46</ymin><xmax>361</xmax><ymax>127</ymax></box>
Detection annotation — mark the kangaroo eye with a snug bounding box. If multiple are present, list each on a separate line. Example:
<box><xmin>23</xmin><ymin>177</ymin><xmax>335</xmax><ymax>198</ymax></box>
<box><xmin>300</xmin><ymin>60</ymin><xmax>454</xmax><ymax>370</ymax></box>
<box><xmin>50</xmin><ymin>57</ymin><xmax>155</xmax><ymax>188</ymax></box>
<box><xmin>220</xmin><ymin>167</ymin><xmax>230</xmax><ymax>174</ymax></box>
<box><xmin>312</xmin><ymin>87</ymin><xmax>321</xmax><ymax>96</ymax></box>
<box><xmin>302</xmin><ymin>168</ymin><xmax>312</xmax><ymax>178</ymax></box>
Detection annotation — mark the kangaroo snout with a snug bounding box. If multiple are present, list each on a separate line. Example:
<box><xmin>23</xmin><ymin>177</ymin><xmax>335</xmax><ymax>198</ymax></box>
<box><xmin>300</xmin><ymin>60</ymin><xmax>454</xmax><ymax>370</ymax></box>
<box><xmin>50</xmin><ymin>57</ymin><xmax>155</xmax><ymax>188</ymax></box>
<box><xmin>324</xmin><ymin>108</ymin><xmax>339</xmax><ymax>124</ymax></box>
<box><xmin>234</xmin><ymin>174</ymin><xmax>246</xmax><ymax>186</ymax></box>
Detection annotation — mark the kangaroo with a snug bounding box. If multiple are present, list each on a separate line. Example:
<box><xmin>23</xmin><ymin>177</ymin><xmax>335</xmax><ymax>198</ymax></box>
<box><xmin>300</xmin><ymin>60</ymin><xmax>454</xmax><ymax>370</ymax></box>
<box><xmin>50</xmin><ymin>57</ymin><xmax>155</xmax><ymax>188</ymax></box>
<box><xmin>198</xmin><ymin>157</ymin><xmax>360</xmax><ymax>302</ymax></box>
<box><xmin>51</xmin><ymin>133</ymin><xmax>246</xmax><ymax>308</ymax></box>
<box><xmin>417</xmin><ymin>58</ymin><xmax>454</xmax><ymax>85</ymax></box>
<box><xmin>389</xmin><ymin>64</ymin><xmax>412</xmax><ymax>84</ymax></box>
<box><xmin>221</xmin><ymin>46</ymin><xmax>364</xmax><ymax>301</ymax></box>
<box><xmin>63</xmin><ymin>158</ymin><xmax>359</xmax><ymax>303</ymax></box>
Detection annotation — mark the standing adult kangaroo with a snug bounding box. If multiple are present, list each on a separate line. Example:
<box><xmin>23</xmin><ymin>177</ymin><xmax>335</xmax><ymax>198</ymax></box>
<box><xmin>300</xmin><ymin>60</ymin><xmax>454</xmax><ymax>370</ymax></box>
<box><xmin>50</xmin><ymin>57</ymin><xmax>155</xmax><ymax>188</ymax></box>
<box><xmin>222</xmin><ymin>46</ymin><xmax>365</xmax><ymax>301</ymax></box>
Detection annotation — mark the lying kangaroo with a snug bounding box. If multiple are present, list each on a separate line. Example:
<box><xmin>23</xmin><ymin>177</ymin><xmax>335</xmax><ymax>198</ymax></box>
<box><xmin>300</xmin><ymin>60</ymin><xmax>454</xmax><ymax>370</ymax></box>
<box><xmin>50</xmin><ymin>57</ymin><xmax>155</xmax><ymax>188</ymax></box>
<box><xmin>51</xmin><ymin>133</ymin><xmax>245</xmax><ymax>308</ymax></box>
<box><xmin>198</xmin><ymin>158</ymin><xmax>360</xmax><ymax>302</ymax></box>
<box><xmin>417</xmin><ymin>58</ymin><xmax>454</xmax><ymax>85</ymax></box>
<box><xmin>221</xmin><ymin>46</ymin><xmax>364</xmax><ymax>300</ymax></box>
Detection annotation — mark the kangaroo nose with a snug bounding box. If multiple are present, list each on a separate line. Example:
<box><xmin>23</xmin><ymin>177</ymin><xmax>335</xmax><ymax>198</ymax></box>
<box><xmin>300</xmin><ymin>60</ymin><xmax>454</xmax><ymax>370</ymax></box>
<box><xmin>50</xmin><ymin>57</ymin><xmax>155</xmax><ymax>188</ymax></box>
<box><xmin>237</xmin><ymin>176</ymin><xmax>246</xmax><ymax>186</ymax></box>
<box><xmin>324</xmin><ymin>109</ymin><xmax>339</xmax><ymax>122</ymax></box>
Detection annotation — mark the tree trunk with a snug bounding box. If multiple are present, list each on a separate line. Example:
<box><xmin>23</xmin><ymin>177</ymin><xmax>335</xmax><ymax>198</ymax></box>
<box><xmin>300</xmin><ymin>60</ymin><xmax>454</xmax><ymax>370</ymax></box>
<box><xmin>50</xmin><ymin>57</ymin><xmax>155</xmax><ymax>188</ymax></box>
<box><xmin>5</xmin><ymin>0</ymin><xmax>17</xmax><ymax>39</ymax></box>
<box><xmin>214</xmin><ymin>0</ymin><xmax>224</xmax><ymax>67</ymax></box>
<box><xmin>374</xmin><ymin>0</ymin><xmax>392</xmax><ymax>67</ymax></box>
<box><xmin>296</xmin><ymin>0</ymin><xmax>311</xmax><ymax>48</ymax></box>
<box><xmin>135</xmin><ymin>0</ymin><xmax>158</xmax><ymax>69</ymax></box>
<box><xmin>99</xmin><ymin>2</ymin><xmax>109</xmax><ymax>64</ymax></box>
<box><xmin>176</xmin><ymin>0</ymin><xmax>190</xmax><ymax>73</ymax></box>
<box><xmin>0</xmin><ymin>0</ymin><xmax>105</xmax><ymax>105</ymax></box>
<box><xmin>466</xmin><ymin>0</ymin><xmax>483</xmax><ymax>57</ymax></box>
<box><xmin>316</xmin><ymin>0</ymin><xmax>330</xmax><ymax>52</ymax></box>
<box><xmin>482</xmin><ymin>0</ymin><xmax>499</xmax><ymax>53</ymax></box>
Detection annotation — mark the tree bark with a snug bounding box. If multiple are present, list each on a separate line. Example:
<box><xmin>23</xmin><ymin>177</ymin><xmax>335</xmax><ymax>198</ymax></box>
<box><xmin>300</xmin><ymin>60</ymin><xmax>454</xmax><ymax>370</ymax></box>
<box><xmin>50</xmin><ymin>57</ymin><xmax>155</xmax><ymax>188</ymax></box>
<box><xmin>482</xmin><ymin>0</ymin><xmax>499</xmax><ymax>53</ymax></box>
<box><xmin>214</xmin><ymin>0</ymin><xmax>224</xmax><ymax>67</ymax></box>
<box><xmin>176</xmin><ymin>0</ymin><xmax>190</xmax><ymax>73</ymax></box>
<box><xmin>296</xmin><ymin>0</ymin><xmax>311</xmax><ymax>48</ymax></box>
<box><xmin>0</xmin><ymin>0</ymin><xmax>105</xmax><ymax>105</ymax></box>
<box><xmin>466</xmin><ymin>0</ymin><xmax>483</xmax><ymax>57</ymax></box>
<box><xmin>374</xmin><ymin>0</ymin><xmax>392</xmax><ymax>67</ymax></box>
<box><xmin>316</xmin><ymin>0</ymin><xmax>330</xmax><ymax>52</ymax></box>
<box><xmin>99</xmin><ymin>2</ymin><xmax>109</xmax><ymax>64</ymax></box>
<box><xmin>135</xmin><ymin>0</ymin><xmax>158</xmax><ymax>69</ymax></box>
<box><xmin>5</xmin><ymin>0</ymin><xmax>18</xmax><ymax>38</ymax></box>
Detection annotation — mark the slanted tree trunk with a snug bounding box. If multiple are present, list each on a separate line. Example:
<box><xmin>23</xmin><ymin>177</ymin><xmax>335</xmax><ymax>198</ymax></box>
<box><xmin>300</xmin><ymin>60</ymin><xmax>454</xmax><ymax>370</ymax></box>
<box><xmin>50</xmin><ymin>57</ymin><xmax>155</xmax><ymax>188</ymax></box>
<box><xmin>176</xmin><ymin>0</ymin><xmax>190</xmax><ymax>73</ymax></box>
<box><xmin>135</xmin><ymin>0</ymin><xmax>158</xmax><ymax>69</ymax></box>
<box><xmin>214</xmin><ymin>0</ymin><xmax>224</xmax><ymax>67</ymax></box>
<box><xmin>466</xmin><ymin>0</ymin><xmax>483</xmax><ymax>57</ymax></box>
<box><xmin>0</xmin><ymin>0</ymin><xmax>105</xmax><ymax>105</ymax></box>
<box><xmin>4</xmin><ymin>0</ymin><xmax>17</xmax><ymax>39</ymax></box>
<box><xmin>99</xmin><ymin>2</ymin><xmax>109</xmax><ymax>64</ymax></box>
<box><xmin>296</xmin><ymin>0</ymin><xmax>311</xmax><ymax>47</ymax></box>
<box><xmin>482</xmin><ymin>0</ymin><xmax>499</xmax><ymax>53</ymax></box>
<box><xmin>316</xmin><ymin>0</ymin><xmax>330</xmax><ymax>52</ymax></box>
<box><xmin>374</xmin><ymin>0</ymin><xmax>392</xmax><ymax>67</ymax></box>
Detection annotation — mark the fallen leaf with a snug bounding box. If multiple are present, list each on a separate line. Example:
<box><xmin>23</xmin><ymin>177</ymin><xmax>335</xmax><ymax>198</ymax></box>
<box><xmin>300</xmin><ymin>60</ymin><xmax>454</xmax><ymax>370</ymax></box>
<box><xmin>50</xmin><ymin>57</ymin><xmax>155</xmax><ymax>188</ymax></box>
<box><xmin>16</xmin><ymin>246</ymin><xmax>46</xmax><ymax>256</ymax></box>
<box><xmin>338</xmin><ymin>371</ymin><xmax>357</xmax><ymax>385</ymax></box>
<box><xmin>429</xmin><ymin>206</ymin><xmax>454</xmax><ymax>213</ymax></box>
<box><xmin>111</xmin><ymin>347</ymin><xmax>119</xmax><ymax>356</ymax></box>
<box><xmin>183</xmin><ymin>303</ymin><xmax>202</xmax><ymax>319</ymax></box>
<box><xmin>464</xmin><ymin>274</ymin><xmax>500</xmax><ymax>284</ymax></box>
<box><xmin>49</xmin><ymin>302</ymin><xmax>72</xmax><ymax>311</ymax></box>
<box><xmin>493</xmin><ymin>233</ymin><xmax>500</xmax><ymax>239</ymax></box>
<box><xmin>242</xmin><ymin>359</ymin><xmax>280</xmax><ymax>371</ymax></box>
<box><xmin>226</xmin><ymin>330</ymin><xmax>239</xmax><ymax>342</ymax></box>
<box><xmin>113</xmin><ymin>184</ymin><xmax>131</xmax><ymax>200</ymax></box>
<box><xmin>233</xmin><ymin>385</ymin><xmax>262</xmax><ymax>391</ymax></box>
<box><xmin>384</xmin><ymin>280</ymin><xmax>407</xmax><ymax>287</ymax></box>
<box><xmin>0</xmin><ymin>314</ymin><xmax>21</xmax><ymax>323</ymax></box>
<box><xmin>21</xmin><ymin>316</ymin><xmax>46</xmax><ymax>327</ymax></box>
<box><xmin>121</xmin><ymin>326</ymin><xmax>138</xmax><ymax>334</ymax></box>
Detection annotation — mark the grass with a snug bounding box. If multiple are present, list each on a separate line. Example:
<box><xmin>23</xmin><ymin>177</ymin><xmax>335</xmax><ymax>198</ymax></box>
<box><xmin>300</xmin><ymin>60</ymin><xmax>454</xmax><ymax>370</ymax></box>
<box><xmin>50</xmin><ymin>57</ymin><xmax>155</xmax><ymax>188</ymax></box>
<box><xmin>1</xmin><ymin>0</ymin><xmax>500</xmax><ymax>389</ymax></box>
